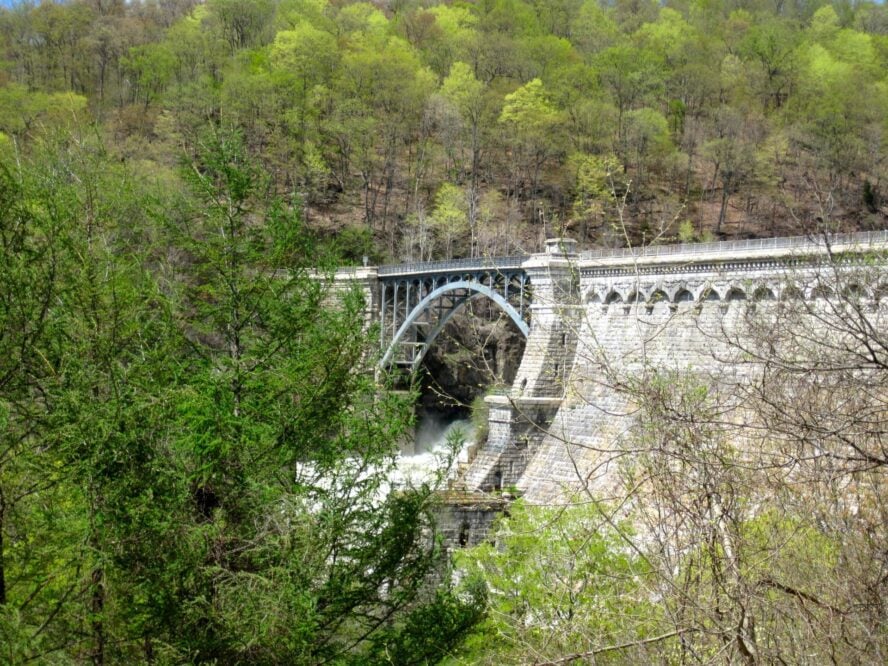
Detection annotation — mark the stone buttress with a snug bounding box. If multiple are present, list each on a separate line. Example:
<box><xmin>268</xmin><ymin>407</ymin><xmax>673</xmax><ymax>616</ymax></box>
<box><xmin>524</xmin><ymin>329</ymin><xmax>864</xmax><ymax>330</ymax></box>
<box><xmin>460</xmin><ymin>239</ymin><xmax>582</xmax><ymax>493</ymax></box>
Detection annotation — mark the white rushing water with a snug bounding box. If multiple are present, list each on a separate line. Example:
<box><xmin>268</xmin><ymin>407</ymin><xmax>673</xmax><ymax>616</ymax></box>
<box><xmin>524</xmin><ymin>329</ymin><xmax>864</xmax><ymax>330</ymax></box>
<box><xmin>391</xmin><ymin>414</ymin><xmax>476</xmax><ymax>488</ymax></box>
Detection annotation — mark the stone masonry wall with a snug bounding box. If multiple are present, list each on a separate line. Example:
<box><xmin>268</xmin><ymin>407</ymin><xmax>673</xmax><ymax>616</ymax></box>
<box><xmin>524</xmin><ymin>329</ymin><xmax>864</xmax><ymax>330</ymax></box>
<box><xmin>343</xmin><ymin>236</ymin><xmax>888</xmax><ymax>545</ymax></box>
<box><xmin>461</xmin><ymin>239</ymin><xmax>582</xmax><ymax>492</ymax></box>
<box><xmin>515</xmin><ymin>255</ymin><xmax>881</xmax><ymax>504</ymax></box>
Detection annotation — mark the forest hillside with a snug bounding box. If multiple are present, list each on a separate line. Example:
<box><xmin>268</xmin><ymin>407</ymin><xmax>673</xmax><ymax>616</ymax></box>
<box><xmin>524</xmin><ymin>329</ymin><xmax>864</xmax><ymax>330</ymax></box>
<box><xmin>3</xmin><ymin>2</ymin><xmax>888</xmax><ymax>664</ymax></box>
<box><xmin>2</xmin><ymin>0</ymin><xmax>887</xmax><ymax>261</ymax></box>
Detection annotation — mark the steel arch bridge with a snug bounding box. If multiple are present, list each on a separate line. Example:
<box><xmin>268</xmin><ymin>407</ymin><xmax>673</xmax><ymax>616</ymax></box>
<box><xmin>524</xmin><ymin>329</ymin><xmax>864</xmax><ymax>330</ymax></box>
<box><xmin>377</xmin><ymin>257</ymin><xmax>531</xmax><ymax>372</ymax></box>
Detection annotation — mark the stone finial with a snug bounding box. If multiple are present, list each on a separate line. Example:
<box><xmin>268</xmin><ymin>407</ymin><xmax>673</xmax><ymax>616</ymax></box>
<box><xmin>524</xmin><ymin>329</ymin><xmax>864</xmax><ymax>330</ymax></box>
<box><xmin>545</xmin><ymin>238</ymin><xmax>578</xmax><ymax>256</ymax></box>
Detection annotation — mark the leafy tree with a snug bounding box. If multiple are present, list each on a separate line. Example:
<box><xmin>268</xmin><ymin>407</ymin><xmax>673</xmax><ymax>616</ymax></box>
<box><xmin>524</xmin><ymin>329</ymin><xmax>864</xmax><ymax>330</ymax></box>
<box><xmin>568</xmin><ymin>151</ymin><xmax>621</xmax><ymax>242</ymax></box>
<box><xmin>429</xmin><ymin>182</ymin><xmax>470</xmax><ymax>259</ymax></box>
<box><xmin>594</xmin><ymin>44</ymin><xmax>665</xmax><ymax>156</ymax></box>
<box><xmin>122</xmin><ymin>41</ymin><xmax>176</xmax><ymax>109</ymax></box>
<box><xmin>208</xmin><ymin>0</ymin><xmax>275</xmax><ymax>53</ymax></box>
<box><xmin>623</xmin><ymin>107</ymin><xmax>674</xmax><ymax>189</ymax></box>
<box><xmin>338</xmin><ymin>35</ymin><xmax>435</xmax><ymax>232</ymax></box>
<box><xmin>0</xmin><ymin>159</ymin><xmax>80</xmax><ymax>661</ymax></box>
<box><xmin>440</xmin><ymin>61</ymin><xmax>493</xmax><ymax>255</ymax></box>
<box><xmin>421</xmin><ymin>4</ymin><xmax>479</xmax><ymax>76</ymax></box>
<box><xmin>737</xmin><ymin>17</ymin><xmax>800</xmax><ymax>111</ymax></box>
<box><xmin>570</xmin><ymin>0</ymin><xmax>620</xmax><ymax>59</ymax></box>
<box><xmin>498</xmin><ymin>78</ymin><xmax>565</xmax><ymax>225</ymax></box>
<box><xmin>156</xmin><ymin>130</ymin><xmax>483</xmax><ymax>661</ymax></box>
<box><xmin>0</xmin><ymin>126</ymin><xmax>485</xmax><ymax>663</ymax></box>
<box><xmin>453</xmin><ymin>500</ymin><xmax>660</xmax><ymax>665</ymax></box>
<box><xmin>0</xmin><ymin>84</ymin><xmax>87</xmax><ymax>138</ymax></box>
<box><xmin>270</xmin><ymin>20</ymin><xmax>339</xmax><ymax>147</ymax></box>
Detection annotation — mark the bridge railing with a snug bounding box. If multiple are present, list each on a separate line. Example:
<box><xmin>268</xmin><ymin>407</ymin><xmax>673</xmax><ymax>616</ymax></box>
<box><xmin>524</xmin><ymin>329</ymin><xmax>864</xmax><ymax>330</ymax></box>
<box><xmin>579</xmin><ymin>230</ymin><xmax>888</xmax><ymax>260</ymax></box>
<box><xmin>369</xmin><ymin>231</ymin><xmax>888</xmax><ymax>274</ymax></box>
<box><xmin>378</xmin><ymin>255</ymin><xmax>527</xmax><ymax>276</ymax></box>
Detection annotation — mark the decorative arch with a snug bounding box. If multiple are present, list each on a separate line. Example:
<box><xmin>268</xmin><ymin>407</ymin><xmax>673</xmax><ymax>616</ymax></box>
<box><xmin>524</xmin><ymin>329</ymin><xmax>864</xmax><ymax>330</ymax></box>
<box><xmin>648</xmin><ymin>289</ymin><xmax>669</xmax><ymax>304</ymax></box>
<box><xmin>843</xmin><ymin>283</ymin><xmax>865</xmax><ymax>299</ymax></box>
<box><xmin>675</xmin><ymin>288</ymin><xmax>694</xmax><ymax>303</ymax></box>
<box><xmin>605</xmin><ymin>291</ymin><xmax>623</xmax><ymax>305</ymax></box>
<box><xmin>811</xmin><ymin>285</ymin><xmax>834</xmax><ymax>299</ymax></box>
<box><xmin>703</xmin><ymin>287</ymin><xmax>721</xmax><ymax>301</ymax></box>
<box><xmin>380</xmin><ymin>280</ymin><xmax>530</xmax><ymax>371</ymax></box>
<box><xmin>726</xmin><ymin>287</ymin><xmax>747</xmax><ymax>301</ymax></box>
<box><xmin>781</xmin><ymin>285</ymin><xmax>804</xmax><ymax>300</ymax></box>
<box><xmin>752</xmin><ymin>286</ymin><xmax>776</xmax><ymax>301</ymax></box>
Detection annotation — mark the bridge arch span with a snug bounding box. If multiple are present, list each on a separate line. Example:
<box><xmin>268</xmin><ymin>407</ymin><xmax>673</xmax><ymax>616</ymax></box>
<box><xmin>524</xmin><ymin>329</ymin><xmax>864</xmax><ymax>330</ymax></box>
<box><xmin>379</xmin><ymin>279</ymin><xmax>530</xmax><ymax>372</ymax></box>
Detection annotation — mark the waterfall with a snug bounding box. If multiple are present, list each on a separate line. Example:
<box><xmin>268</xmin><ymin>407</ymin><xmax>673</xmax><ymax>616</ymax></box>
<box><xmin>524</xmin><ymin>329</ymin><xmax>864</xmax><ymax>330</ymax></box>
<box><xmin>392</xmin><ymin>413</ymin><xmax>475</xmax><ymax>488</ymax></box>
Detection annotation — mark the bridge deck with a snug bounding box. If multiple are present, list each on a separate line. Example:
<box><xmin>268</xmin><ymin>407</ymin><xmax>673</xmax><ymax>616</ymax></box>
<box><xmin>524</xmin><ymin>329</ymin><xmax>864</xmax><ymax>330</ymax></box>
<box><xmin>378</xmin><ymin>255</ymin><xmax>525</xmax><ymax>277</ymax></box>
<box><xmin>579</xmin><ymin>230</ymin><xmax>888</xmax><ymax>267</ymax></box>
<box><xmin>372</xmin><ymin>230</ymin><xmax>888</xmax><ymax>277</ymax></box>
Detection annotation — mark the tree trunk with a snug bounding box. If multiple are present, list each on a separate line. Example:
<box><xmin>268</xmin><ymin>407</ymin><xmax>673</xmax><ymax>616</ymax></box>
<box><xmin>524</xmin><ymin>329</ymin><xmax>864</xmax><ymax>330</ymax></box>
<box><xmin>0</xmin><ymin>494</ymin><xmax>6</xmax><ymax>606</ymax></box>
<box><xmin>90</xmin><ymin>565</ymin><xmax>105</xmax><ymax>666</ymax></box>
<box><xmin>717</xmin><ymin>175</ymin><xmax>731</xmax><ymax>235</ymax></box>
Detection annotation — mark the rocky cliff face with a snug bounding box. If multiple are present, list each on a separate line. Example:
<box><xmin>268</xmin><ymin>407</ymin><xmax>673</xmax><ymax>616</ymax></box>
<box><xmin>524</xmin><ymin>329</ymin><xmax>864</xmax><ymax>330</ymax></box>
<box><xmin>419</xmin><ymin>301</ymin><xmax>526</xmax><ymax>413</ymax></box>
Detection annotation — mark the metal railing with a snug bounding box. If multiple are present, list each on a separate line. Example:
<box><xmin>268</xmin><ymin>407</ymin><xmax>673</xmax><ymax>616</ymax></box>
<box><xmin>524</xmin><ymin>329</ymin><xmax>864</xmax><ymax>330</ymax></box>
<box><xmin>579</xmin><ymin>230</ymin><xmax>888</xmax><ymax>260</ymax></box>
<box><xmin>378</xmin><ymin>254</ymin><xmax>527</xmax><ymax>276</ymax></box>
<box><xmin>371</xmin><ymin>231</ymin><xmax>888</xmax><ymax>274</ymax></box>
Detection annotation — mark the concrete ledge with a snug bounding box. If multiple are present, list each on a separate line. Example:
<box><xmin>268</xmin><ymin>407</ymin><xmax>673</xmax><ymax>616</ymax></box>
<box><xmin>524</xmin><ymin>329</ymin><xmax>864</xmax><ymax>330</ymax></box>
<box><xmin>579</xmin><ymin>238</ymin><xmax>888</xmax><ymax>270</ymax></box>
<box><xmin>484</xmin><ymin>394</ymin><xmax>564</xmax><ymax>407</ymax></box>
<box><xmin>437</xmin><ymin>490</ymin><xmax>510</xmax><ymax>510</ymax></box>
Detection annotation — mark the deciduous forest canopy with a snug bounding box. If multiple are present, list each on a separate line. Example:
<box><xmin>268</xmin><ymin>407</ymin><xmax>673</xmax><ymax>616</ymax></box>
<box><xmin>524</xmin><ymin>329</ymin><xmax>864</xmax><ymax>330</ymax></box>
<box><xmin>1</xmin><ymin>0</ymin><xmax>886</xmax><ymax>260</ymax></box>
<box><xmin>2</xmin><ymin>0</ymin><xmax>888</xmax><ymax>664</ymax></box>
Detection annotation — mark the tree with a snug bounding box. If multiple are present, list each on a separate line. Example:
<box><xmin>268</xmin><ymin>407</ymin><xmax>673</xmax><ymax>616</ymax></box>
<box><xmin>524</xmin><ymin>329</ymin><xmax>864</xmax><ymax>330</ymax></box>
<box><xmin>0</xmin><ymin>159</ymin><xmax>79</xmax><ymax>660</ymax></box>
<box><xmin>429</xmin><ymin>182</ymin><xmax>470</xmax><ymax>259</ymax></box>
<box><xmin>155</xmin><ymin>129</ymin><xmax>483</xmax><ymax>661</ymax></box>
<box><xmin>623</xmin><ymin>107</ymin><xmax>674</xmax><ymax>190</ymax></box>
<box><xmin>270</xmin><ymin>20</ymin><xmax>339</xmax><ymax>151</ymax></box>
<box><xmin>0</xmin><ymin>84</ymin><xmax>87</xmax><ymax>139</ymax></box>
<box><xmin>465</xmin><ymin>239</ymin><xmax>888</xmax><ymax>663</ymax></box>
<box><xmin>567</xmin><ymin>151</ymin><xmax>620</xmax><ymax>243</ymax></box>
<box><xmin>207</xmin><ymin>0</ymin><xmax>275</xmax><ymax>53</ymax></box>
<box><xmin>702</xmin><ymin>106</ymin><xmax>763</xmax><ymax>235</ymax></box>
<box><xmin>0</xmin><ymin>126</ymin><xmax>485</xmax><ymax>663</ymax></box>
<box><xmin>337</xmin><ymin>35</ymin><xmax>435</xmax><ymax>234</ymax></box>
<box><xmin>498</xmin><ymin>78</ymin><xmax>565</xmax><ymax>230</ymax></box>
<box><xmin>122</xmin><ymin>41</ymin><xmax>176</xmax><ymax>109</ymax></box>
<box><xmin>420</xmin><ymin>5</ymin><xmax>479</xmax><ymax>76</ymax></box>
<box><xmin>737</xmin><ymin>18</ymin><xmax>800</xmax><ymax>111</ymax></box>
<box><xmin>453</xmin><ymin>500</ymin><xmax>660</xmax><ymax>665</ymax></box>
<box><xmin>440</xmin><ymin>61</ymin><xmax>490</xmax><ymax>256</ymax></box>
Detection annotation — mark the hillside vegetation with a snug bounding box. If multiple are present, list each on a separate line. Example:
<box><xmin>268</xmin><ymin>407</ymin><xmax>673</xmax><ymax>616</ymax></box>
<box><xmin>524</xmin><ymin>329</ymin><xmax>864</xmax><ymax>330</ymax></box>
<box><xmin>2</xmin><ymin>0</ymin><xmax>887</xmax><ymax>260</ymax></box>
<box><xmin>2</xmin><ymin>2</ymin><xmax>888</xmax><ymax>664</ymax></box>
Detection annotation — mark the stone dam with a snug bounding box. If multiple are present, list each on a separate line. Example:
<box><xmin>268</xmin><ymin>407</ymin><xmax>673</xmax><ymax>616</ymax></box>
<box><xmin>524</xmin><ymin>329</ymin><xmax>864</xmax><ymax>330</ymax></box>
<box><xmin>336</xmin><ymin>231</ymin><xmax>888</xmax><ymax>545</ymax></box>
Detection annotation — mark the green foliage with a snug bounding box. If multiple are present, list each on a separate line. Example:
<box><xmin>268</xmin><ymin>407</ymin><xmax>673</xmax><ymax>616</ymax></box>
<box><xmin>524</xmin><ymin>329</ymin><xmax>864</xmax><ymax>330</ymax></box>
<box><xmin>0</xmin><ymin>131</ymin><xmax>482</xmax><ymax>663</ymax></box>
<box><xmin>369</xmin><ymin>583</ymin><xmax>487</xmax><ymax>665</ymax></box>
<box><xmin>469</xmin><ymin>394</ymin><xmax>490</xmax><ymax>444</ymax></box>
<box><xmin>331</xmin><ymin>224</ymin><xmax>378</xmax><ymax>264</ymax></box>
<box><xmin>208</xmin><ymin>0</ymin><xmax>276</xmax><ymax>52</ymax></box>
<box><xmin>0</xmin><ymin>0</ymin><xmax>885</xmax><ymax>251</ymax></box>
<box><xmin>0</xmin><ymin>84</ymin><xmax>87</xmax><ymax>135</ymax></box>
<box><xmin>430</xmin><ymin>182</ymin><xmax>469</xmax><ymax>258</ymax></box>
<box><xmin>122</xmin><ymin>42</ymin><xmax>176</xmax><ymax>107</ymax></box>
<box><xmin>499</xmin><ymin>78</ymin><xmax>561</xmax><ymax>133</ymax></box>
<box><xmin>1</xmin><ymin>1</ymin><xmax>888</xmax><ymax>661</ymax></box>
<box><xmin>569</xmin><ymin>151</ymin><xmax>620</xmax><ymax>225</ymax></box>
<box><xmin>441</xmin><ymin>61</ymin><xmax>484</xmax><ymax>121</ymax></box>
<box><xmin>453</xmin><ymin>500</ymin><xmax>661</xmax><ymax>664</ymax></box>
